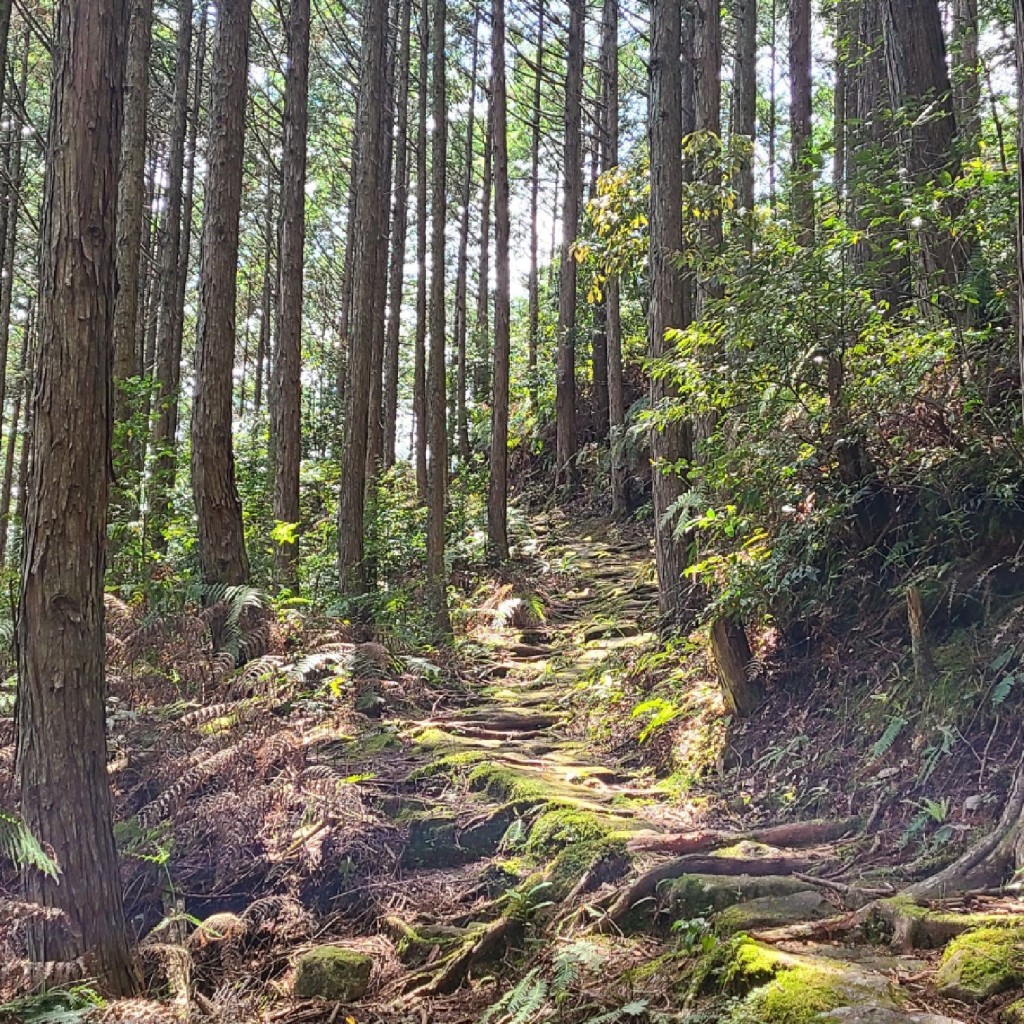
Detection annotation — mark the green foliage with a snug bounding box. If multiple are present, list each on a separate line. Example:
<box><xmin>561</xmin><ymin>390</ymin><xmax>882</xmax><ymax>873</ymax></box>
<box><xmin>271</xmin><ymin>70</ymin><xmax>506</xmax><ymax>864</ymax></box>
<box><xmin>0</xmin><ymin>811</ymin><xmax>59</xmax><ymax>877</ymax></box>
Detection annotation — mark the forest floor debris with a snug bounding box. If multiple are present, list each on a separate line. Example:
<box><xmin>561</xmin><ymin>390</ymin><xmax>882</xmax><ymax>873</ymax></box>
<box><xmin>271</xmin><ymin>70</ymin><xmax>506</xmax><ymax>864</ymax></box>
<box><xmin>1</xmin><ymin>513</ymin><xmax>1022</xmax><ymax>1022</ymax></box>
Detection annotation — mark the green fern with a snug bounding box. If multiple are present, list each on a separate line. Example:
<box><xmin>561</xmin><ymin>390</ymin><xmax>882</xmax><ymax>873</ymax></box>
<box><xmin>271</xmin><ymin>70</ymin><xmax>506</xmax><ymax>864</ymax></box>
<box><xmin>992</xmin><ymin>674</ymin><xmax>1017</xmax><ymax>706</ymax></box>
<box><xmin>869</xmin><ymin>715</ymin><xmax>908</xmax><ymax>762</ymax></box>
<box><xmin>0</xmin><ymin>812</ymin><xmax>58</xmax><ymax>877</ymax></box>
<box><xmin>585</xmin><ymin>999</ymin><xmax>651</xmax><ymax>1024</ymax></box>
<box><xmin>480</xmin><ymin>969</ymin><xmax>548</xmax><ymax>1024</ymax></box>
<box><xmin>551</xmin><ymin>940</ymin><xmax>605</xmax><ymax>1000</ymax></box>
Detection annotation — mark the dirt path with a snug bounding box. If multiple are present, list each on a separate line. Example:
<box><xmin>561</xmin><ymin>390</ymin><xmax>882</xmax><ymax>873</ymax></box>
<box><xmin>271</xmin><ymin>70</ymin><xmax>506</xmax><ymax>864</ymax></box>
<box><xmin>315</xmin><ymin>521</ymin><xmax>975</xmax><ymax>1023</ymax></box>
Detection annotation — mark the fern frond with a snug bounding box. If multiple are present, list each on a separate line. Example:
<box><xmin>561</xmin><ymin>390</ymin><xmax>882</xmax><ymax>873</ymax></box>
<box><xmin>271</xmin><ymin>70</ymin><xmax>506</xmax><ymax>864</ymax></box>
<box><xmin>0</xmin><ymin>812</ymin><xmax>58</xmax><ymax>877</ymax></box>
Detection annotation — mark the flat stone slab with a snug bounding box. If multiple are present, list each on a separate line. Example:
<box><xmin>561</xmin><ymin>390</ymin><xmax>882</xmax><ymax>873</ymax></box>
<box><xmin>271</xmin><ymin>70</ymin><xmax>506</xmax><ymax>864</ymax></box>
<box><xmin>822</xmin><ymin>1010</ymin><xmax>965</xmax><ymax>1024</ymax></box>
<box><xmin>715</xmin><ymin>890</ymin><xmax>833</xmax><ymax>934</ymax></box>
<box><xmin>667</xmin><ymin>873</ymin><xmax>815</xmax><ymax>918</ymax></box>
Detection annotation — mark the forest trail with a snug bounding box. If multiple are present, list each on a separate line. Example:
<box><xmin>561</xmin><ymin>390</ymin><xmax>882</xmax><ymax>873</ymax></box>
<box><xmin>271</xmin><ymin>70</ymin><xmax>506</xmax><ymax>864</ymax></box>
<box><xmin>303</xmin><ymin>519</ymin><xmax>975</xmax><ymax>1023</ymax></box>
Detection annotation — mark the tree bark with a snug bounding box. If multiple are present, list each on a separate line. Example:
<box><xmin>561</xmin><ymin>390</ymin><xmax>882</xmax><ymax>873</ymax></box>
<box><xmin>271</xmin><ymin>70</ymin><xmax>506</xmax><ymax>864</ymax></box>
<box><xmin>148</xmin><ymin>0</ymin><xmax>198</xmax><ymax>549</ymax></box>
<box><xmin>733</xmin><ymin>0</ymin><xmax>756</xmax><ymax>215</ymax></box>
<box><xmin>472</xmin><ymin>76</ymin><xmax>493</xmax><ymax>404</ymax></box>
<box><xmin>16</xmin><ymin>0</ymin><xmax>137</xmax><ymax>991</ymax></box>
<box><xmin>711</xmin><ymin>615</ymin><xmax>762</xmax><ymax>717</ymax></box>
<box><xmin>338</xmin><ymin>0</ymin><xmax>388</xmax><ymax>596</ymax></box>
<box><xmin>365</xmin><ymin>5</ymin><xmax>396</xmax><ymax>482</ymax></box>
<box><xmin>271</xmin><ymin>0</ymin><xmax>311</xmax><ymax>583</ymax></box>
<box><xmin>384</xmin><ymin>0</ymin><xmax>412</xmax><ymax>469</ymax></box>
<box><xmin>555</xmin><ymin>0</ymin><xmax>584</xmax><ymax>486</ymax></box>
<box><xmin>487</xmin><ymin>0</ymin><xmax>511</xmax><ymax>561</ymax></box>
<box><xmin>695</xmin><ymin>0</ymin><xmax>722</xmax><ymax>308</ymax></box>
<box><xmin>426</xmin><ymin>0</ymin><xmax>450</xmax><ymax>633</ymax></box>
<box><xmin>526</xmin><ymin>0</ymin><xmax>544</xmax><ymax>412</ymax></box>
<box><xmin>881</xmin><ymin>0</ymin><xmax>967</xmax><ymax>297</ymax></box>
<box><xmin>413</xmin><ymin>0</ymin><xmax>428</xmax><ymax>498</ymax></box>
<box><xmin>0</xmin><ymin>304</ymin><xmax>30</xmax><ymax>568</ymax></box>
<box><xmin>112</xmin><ymin>0</ymin><xmax>153</xmax><ymax>445</ymax></box>
<box><xmin>648</xmin><ymin>0</ymin><xmax>692</xmax><ymax>619</ymax></box>
<box><xmin>602</xmin><ymin>0</ymin><xmax>626</xmax><ymax>516</ymax></box>
<box><xmin>951</xmin><ymin>0</ymin><xmax>980</xmax><ymax>152</ymax></box>
<box><xmin>453</xmin><ymin>13</ymin><xmax>479</xmax><ymax>466</ymax></box>
<box><xmin>190</xmin><ymin>0</ymin><xmax>252</xmax><ymax>586</ymax></box>
<box><xmin>789</xmin><ymin>0</ymin><xmax>814</xmax><ymax>245</ymax></box>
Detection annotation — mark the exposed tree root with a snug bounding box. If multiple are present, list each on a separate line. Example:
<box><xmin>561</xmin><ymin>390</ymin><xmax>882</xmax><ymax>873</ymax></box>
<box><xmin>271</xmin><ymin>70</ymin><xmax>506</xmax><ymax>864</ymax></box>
<box><xmin>405</xmin><ymin>916</ymin><xmax>521</xmax><ymax>997</ymax></box>
<box><xmin>626</xmin><ymin>817</ymin><xmax>862</xmax><ymax>855</ymax></box>
<box><xmin>902</xmin><ymin>758</ymin><xmax>1024</xmax><ymax>899</ymax></box>
<box><xmin>596</xmin><ymin>852</ymin><xmax>828</xmax><ymax>932</ymax></box>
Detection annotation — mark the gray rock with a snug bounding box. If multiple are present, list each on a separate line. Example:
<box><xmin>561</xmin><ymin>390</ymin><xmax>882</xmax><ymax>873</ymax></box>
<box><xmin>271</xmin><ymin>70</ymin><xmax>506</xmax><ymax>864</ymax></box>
<box><xmin>821</xmin><ymin>1009</ymin><xmax>964</xmax><ymax>1024</ymax></box>
<box><xmin>665</xmin><ymin>873</ymin><xmax>814</xmax><ymax>918</ymax></box>
<box><xmin>715</xmin><ymin>890</ymin><xmax>833</xmax><ymax>934</ymax></box>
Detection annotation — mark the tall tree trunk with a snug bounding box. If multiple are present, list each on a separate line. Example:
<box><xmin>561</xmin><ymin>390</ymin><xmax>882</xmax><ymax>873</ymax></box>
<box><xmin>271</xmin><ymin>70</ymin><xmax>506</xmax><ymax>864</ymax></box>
<box><xmin>789</xmin><ymin>0</ymin><xmax>814</xmax><ymax>244</ymax></box>
<box><xmin>413</xmin><ymin>0</ymin><xmax>428</xmax><ymax>498</ymax></box>
<box><xmin>384</xmin><ymin>0</ymin><xmax>412</xmax><ymax>469</ymax></box>
<box><xmin>190</xmin><ymin>0</ymin><xmax>252</xmax><ymax>586</ymax></box>
<box><xmin>426</xmin><ymin>0</ymin><xmax>450</xmax><ymax>633</ymax></box>
<box><xmin>150</xmin><ymin>0</ymin><xmax>203</xmax><ymax>550</ymax></box>
<box><xmin>768</xmin><ymin>0</ymin><xmax>778</xmax><ymax>212</ymax></box>
<box><xmin>881</xmin><ymin>0</ymin><xmax>966</xmax><ymax>297</ymax></box>
<box><xmin>112</xmin><ymin>0</ymin><xmax>154</xmax><ymax>467</ymax></box>
<box><xmin>834</xmin><ymin>0</ymin><xmax>850</xmax><ymax>196</ymax></box>
<box><xmin>337</xmin><ymin>0</ymin><xmax>388</xmax><ymax>595</ymax></box>
<box><xmin>472</xmin><ymin>80</ymin><xmax>493</xmax><ymax>403</ymax></box>
<box><xmin>256</xmin><ymin>173</ymin><xmax>274</xmax><ymax>417</ymax></box>
<box><xmin>555</xmin><ymin>0</ymin><xmax>584</xmax><ymax>486</ymax></box>
<box><xmin>365</xmin><ymin>6</ymin><xmax>396</xmax><ymax>482</ymax></box>
<box><xmin>1016</xmin><ymin>0</ymin><xmax>1024</xmax><ymax>432</ymax></box>
<box><xmin>526</xmin><ymin>0</ymin><xmax>544</xmax><ymax>412</ymax></box>
<box><xmin>487</xmin><ymin>0</ymin><xmax>511</xmax><ymax>561</ymax></box>
<box><xmin>695</xmin><ymin>0</ymin><xmax>722</xmax><ymax>308</ymax></box>
<box><xmin>0</xmin><ymin>307</ymin><xmax>28</xmax><ymax>568</ymax></box>
<box><xmin>271</xmin><ymin>0</ymin><xmax>311</xmax><ymax>582</ymax></box>
<box><xmin>0</xmin><ymin>30</ymin><xmax>25</xmax><ymax>469</ymax></box>
<box><xmin>649</xmin><ymin>0</ymin><xmax>691</xmax><ymax>619</ymax></box>
<box><xmin>602</xmin><ymin>0</ymin><xmax>626</xmax><ymax>515</ymax></box>
<box><xmin>454</xmin><ymin>13</ymin><xmax>479</xmax><ymax>465</ymax></box>
<box><xmin>733</xmin><ymin>0</ymin><xmax>756</xmax><ymax>216</ymax></box>
<box><xmin>16</xmin><ymin>0</ymin><xmax>137</xmax><ymax>991</ymax></box>
<box><xmin>951</xmin><ymin>0</ymin><xmax>980</xmax><ymax>152</ymax></box>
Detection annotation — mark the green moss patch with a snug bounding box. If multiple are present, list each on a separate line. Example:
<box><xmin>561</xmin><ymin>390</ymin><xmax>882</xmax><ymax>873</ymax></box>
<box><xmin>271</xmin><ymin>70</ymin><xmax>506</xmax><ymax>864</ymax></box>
<box><xmin>292</xmin><ymin>946</ymin><xmax>373</xmax><ymax>1001</ymax></box>
<box><xmin>934</xmin><ymin>926</ymin><xmax>1024</xmax><ymax>1002</ymax></box>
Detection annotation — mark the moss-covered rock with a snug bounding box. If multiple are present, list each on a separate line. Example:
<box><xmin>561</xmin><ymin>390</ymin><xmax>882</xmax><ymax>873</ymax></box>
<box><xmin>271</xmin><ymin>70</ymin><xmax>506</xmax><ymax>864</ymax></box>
<box><xmin>527</xmin><ymin>807</ymin><xmax>611</xmax><ymax>854</ymax></box>
<box><xmin>1002</xmin><ymin>997</ymin><xmax>1024</xmax><ymax>1023</ymax></box>
<box><xmin>666</xmin><ymin>874</ymin><xmax>814</xmax><ymax>920</ymax></box>
<box><xmin>725</xmin><ymin>955</ymin><xmax>896</xmax><ymax>1024</ymax></box>
<box><xmin>689</xmin><ymin>936</ymin><xmax>787</xmax><ymax>997</ymax></box>
<box><xmin>292</xmin><ymin>946</ymin><xmax>373</xmax><ymax>1001</ymax></box>
<box><xmin>715</xmin><ymin>891</ymin><xmax>833</xmax><ymax>935</ymax></box>
<box><xmin>933</xmin><ymin>926</ymin><xmax>1024</xmax><ymax>1002</ymax></box>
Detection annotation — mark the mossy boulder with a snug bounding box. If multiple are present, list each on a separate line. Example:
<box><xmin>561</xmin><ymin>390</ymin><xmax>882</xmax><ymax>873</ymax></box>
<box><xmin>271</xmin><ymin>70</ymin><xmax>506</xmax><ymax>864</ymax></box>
<box><xmin>715</xmin><ymin>891</ymin><xmax>833</xmax><ymax>935</ymax></box>
<box><xmin>689</xmin><ymin>936</ymin><xmax>787</xmax><ymax>997</ymax></box>
<box><xmin>292</xmin><ymin>946</ymin><xmax>373</xmax><ymax>1001</ymax></box>
<box><xmin>665</xmin><ymin>874</ymin><xmax>820</xmax><ymax>920</ymax></box>
<box><xmin>933</xmin><ymin>926</ymin><xmax>1024</xmax><ymax>1002</ymax></box>
<box><xmin>725</xmin><ymin>955</ymin><xmax>895</xmax><ymax>1024</ymax></box>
